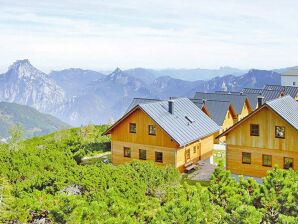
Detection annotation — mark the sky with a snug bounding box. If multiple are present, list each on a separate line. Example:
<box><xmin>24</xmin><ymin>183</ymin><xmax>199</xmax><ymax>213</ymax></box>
<box><xmin>0</xmin><ymin>0</ymin><xmax>298</xmax><ymax>73</ymax></box>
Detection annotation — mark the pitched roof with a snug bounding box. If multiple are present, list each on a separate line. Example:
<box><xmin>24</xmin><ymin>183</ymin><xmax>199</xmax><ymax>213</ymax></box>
<box><xmin>192</xmin><ymin>99</ymin><xmax>234</xmax><ymax>126</ymax></box>
<box><xmin>104</xmin><ymin>98</ymin><xmax>220</xmax><ymax>147</ymax></box>
<box><xmin>125</xmin><ymin>98</ymin><xmax>161</xmax><ymax>113</ymax></box>
<box><xmin>242</xmin><ymin>88</ymin><xmax>282</xmax><ymax>103</ymax></box>
<box><xmin>242</xmin><ymin>88</ymin><xmax>263</xmax><ymax>94</ymax></box>
<box><xmin>266</xmin><ymin>96</ymin><xmax>298</xmax><ymax>131</ymax></box>
<box><xmin>218</xmin><ymin>95</ymin><xmax>298</xmax><ymax>138</ymax></box>
<box><xmin>193</xmin><ymin>92</ymin><xmax>248</xmax><ymax>114</ymax></box>
<box><xmin>216</xmin><ymin>91</ymin><xmax>259</xmax><ymax>109</ymax></box>
<box><xmin>264</xmin><ymin>85</ymin><xmax>298</xmax><ymax>99</ymax></box>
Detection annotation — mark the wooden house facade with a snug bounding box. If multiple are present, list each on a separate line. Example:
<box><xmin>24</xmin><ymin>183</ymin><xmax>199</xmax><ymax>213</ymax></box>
<box><xmin>103</xmin><ymin>98</ymin><xmax>219</xmax><ymax>172</ymax></box>
<box><xmin>218</xmin><ymin>96</ymin><xmax>298</xmax><ymax>177</ymax></box>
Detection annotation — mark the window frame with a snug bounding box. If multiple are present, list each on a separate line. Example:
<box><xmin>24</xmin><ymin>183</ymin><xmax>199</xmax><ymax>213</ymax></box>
<box><xmin>250</xmin><ymin>124</ymin><xmax>260</xmax><ymax>136</ymax></box>
<box><xmin>262</xmin><ymin>154</ymin><xmax>272</xmax><ymax>167</ymax></box>
<box><xmin>242</xmin><ymin>152</ymin><xmax>251</xmax><ymax>164</ymax></box>
<box><xmin>123</xmin><ymin>147</ymin><xmax>131</xmax><ymax>158</ymax></box>
<box><xmin>148</xmin><ymin>125</ymin><xmax>156</xmax><ymax>136</ymax></box>
<box><xmin>155</xmin><ymin>151</ymin><xmax>163</xmax><ymax>163</ymax></box>
<box><xmin>139</xmin><ymin>149</ymin><xmax>146</xmax><ymax>160</ymax></box>
<box><xmin>283</xmin><ymin>157</ymin><xmax>294</xmax><ymax>169</ymax></box>
<box><xmin>275</xmin><ymin>126</ymin><xmax>285</xmax><ymax>139</ymax></box>
<box><xmin>129</xmin><ymin>123</ymin><xmax>137</xmax><ymax>133</ymax></box>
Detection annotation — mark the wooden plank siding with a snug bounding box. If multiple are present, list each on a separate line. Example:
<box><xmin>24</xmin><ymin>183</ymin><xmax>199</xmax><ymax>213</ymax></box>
<box><xmin>111</xmin><ymin>108</ymin><xmax>178</xmax><ymax>148</ymax></box>
<box><xmin>111</xmin><ymin>141</ymin><xmax>176</xmax><ymax>166</ymax></box>
<box><xmin>226</xmin><ymin>106</ymin><xmax>298</xmax><ymax>177</ymax></box>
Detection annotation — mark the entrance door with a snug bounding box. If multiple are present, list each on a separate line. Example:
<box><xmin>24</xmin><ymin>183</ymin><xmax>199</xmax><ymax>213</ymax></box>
<box><xmin>185</xmin><ymin>148</ymin><xmax>190</xmax><ymax>163</ymax></box>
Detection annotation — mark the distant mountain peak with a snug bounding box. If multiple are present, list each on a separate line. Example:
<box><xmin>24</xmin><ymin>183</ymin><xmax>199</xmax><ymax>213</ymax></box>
<box><xmin>112</xmin><ymin>67</ymin><xmax>122</xmax><ymax>74</ymax></box>
<box><xmin>7</xmin><ymin>59</ymin><xmax>44</xmax><ymax>79</ymax></box>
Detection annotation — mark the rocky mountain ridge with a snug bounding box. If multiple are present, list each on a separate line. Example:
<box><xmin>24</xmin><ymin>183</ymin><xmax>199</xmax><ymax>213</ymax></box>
<box><xmin>0</xmin><ymin>60</ymin><xmax>282</xmax><ymax>126</ymax></box>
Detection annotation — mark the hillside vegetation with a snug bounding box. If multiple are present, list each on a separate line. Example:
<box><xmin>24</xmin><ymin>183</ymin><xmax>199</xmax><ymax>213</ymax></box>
<box><xmin>0</xmin><ymin>125</ymin><xmax>297</xmax><ymax>223</ymax></box>
<box><xmin>0</xmin><ymin>102</ymin><xmax>69</xmax><ymax>139</ymax></box>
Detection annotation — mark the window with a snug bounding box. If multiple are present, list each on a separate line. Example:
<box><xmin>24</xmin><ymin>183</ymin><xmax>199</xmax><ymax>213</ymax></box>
<box><xmin>124</xmin><ymin>147</ymin><xmax>131</xmax><ymax>158</ymax></box>
<box><xmin>262</xmin><ymin>155</ymin><xmax>272</xmax><ymax>167</ymax></box>
<box><xmin>185</xmin><ymin>149</ymin><xmax>190</xmax><ymax>160</ymax></box>
<box><xmin>275</xmin><ymin>126</ymin><xmax>285</xmax><ymax>139</ymax></box>
<box><xmin>250</xmin><ymin>124</ymin><xmax>259</xmax><ymax>136</ymax></box>
<box><xmin>284</xmin><ymin>157</ymin><xmax>294</xmax><ymax>169</ymax></box>
<box><xmin>193</xmin><ymin>146</ymin><xmax>197</xmax><ymax>154</ymax></box>
<box><xmin>242</xmin><ymin>152</ymin><xmax>251</xmax><ymax>164</ymax></box>
<box><xmin>148</xmin><ymin>125</ymin><xmax>156</xmax><ymax>136</ymax></box>
<box><xmin>155</xmin><ymin>152</ymin><xmax>163</xmax><ymax>163</ymax></box>
<box><xmin>129</xmin><ymin>123</ymin><xmax>136</xmax><ymax>133</ymax></box>
<box><xmin>139</xmin><ymin>149</ymin><xmax>146</xmax><ymax>160</ymax></box>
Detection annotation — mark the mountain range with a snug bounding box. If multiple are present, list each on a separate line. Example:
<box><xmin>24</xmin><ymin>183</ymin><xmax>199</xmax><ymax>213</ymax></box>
<box><xmin>0</xmin><ymin>60</ymin><xmax>283</xmax><ymax>126</ymax></box>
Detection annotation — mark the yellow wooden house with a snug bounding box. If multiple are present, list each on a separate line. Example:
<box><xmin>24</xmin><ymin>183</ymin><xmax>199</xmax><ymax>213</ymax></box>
<box><xmin>218</xmin><ymin>95</ymin><xmax>298</xmax><ymax>177</ymax></box>
<box><xmin>191</xmin><ymin>99</ymin><xmax>238</xmax><ymax>143</ymax></box>
<box><xmin>193</xmin><ymin>92</ymin><xmax>253</xmax><ymax>121</ymax></box>
<box><xmin>103</xmin><ymin>98</ymin><xmax>220</xmax><ymax>172</ymax></box>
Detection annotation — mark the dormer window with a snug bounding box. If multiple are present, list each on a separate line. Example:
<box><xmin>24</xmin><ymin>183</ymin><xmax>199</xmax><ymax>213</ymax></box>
<box><xmin>129</xmin><ymin>123</ymin><xmax>136</xmax><ymax>133</ymax></box>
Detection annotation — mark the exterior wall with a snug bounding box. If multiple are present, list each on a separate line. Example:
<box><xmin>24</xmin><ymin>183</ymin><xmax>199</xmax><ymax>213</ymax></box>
<box><xmin>176</xmin><ymin>134</ymin><xmax>214</xmax><ymax>171</ymax></box>
<box><xmin>281</xmin><ymin>75</ymin><xmax>298</xmax><ymax>87</ymax></box>
<box><xmin>176</xmin><ymin>140</ymin><xmax>201</xmax><ymax>169</ymax></box>
<box><xmin>226</xmin><ymin>107</ymin><xmax>298</xmax><ymax>150</ymax></box>
<box><xmin>218</xmin><ymin>109</ymin><xmax>237</xmax><ymax>143</ymax></box>
<box><xmin>110</xmin><ymin>108</ymin><xmax>178</xmax><ymax>166</ymax></box>
<box><xmin>226</xmin><ymin>145</ymin><xmax>298</xmax><ymax>177</ymax></box>
<box><xmin>112</xmin><ymin>140</ymin><xmax>176</xmax><ymax>166</ymax></box>
<box><xmin>226</xmin><ymin>106</ymin><xmax>298</xmax><ymax>177</ymax></box>
<box><xmin>111</xmin><ymin>108</ymin><xmax>178</xmax><ymax>148</ymax></box>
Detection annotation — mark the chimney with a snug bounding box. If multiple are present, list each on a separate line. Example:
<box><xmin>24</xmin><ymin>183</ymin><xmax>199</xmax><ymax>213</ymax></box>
<box><xmin>257</xmin><ymin>95</ymin><xmax>264</xmax><ymax>108</ymax></box>
<box><xmin>202</xmin><ymin>99</ymin><xmax>207</xmax><ymax>104</ymax></box>
<box><xmin>168</xmin><ymin>100</ymin><xmax>174</xmax><ymax>114</ymax></box>
<box><xmin>240</xmin><ymin>92</ymin><xmax>243</xmax><ymax>95</ymax></box>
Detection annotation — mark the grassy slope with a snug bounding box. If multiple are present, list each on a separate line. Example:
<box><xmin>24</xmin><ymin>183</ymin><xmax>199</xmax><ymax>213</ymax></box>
<box><xmin>0</xmin><ymin>102</ymin><xmax>70</xmax><ymax>139</ymax></box>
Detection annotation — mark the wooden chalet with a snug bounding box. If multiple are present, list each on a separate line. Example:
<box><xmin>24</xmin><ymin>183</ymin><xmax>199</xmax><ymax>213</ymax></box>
<box><xmin>193</xmin><ymin>92</ymin><xmax>253</xmax><ymax>121</ymax></box>
<box><xmin>191</xmin><ymin>99</ymin><xmax>237</xmax><ymax>143</ymax></box>
<box><xmin>103</xmin><ymin>98</ymin><xmax>220</xmax><ymax>172</ymax></box>
<box><xmin>218</xmin><ymin>95</ymin><xmax>298</xmax><ymax>177</ymax></box>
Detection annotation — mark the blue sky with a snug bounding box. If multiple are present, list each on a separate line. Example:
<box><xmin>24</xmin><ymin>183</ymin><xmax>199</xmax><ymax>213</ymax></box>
<box><xmin>1</xmin><ymin>0</ymin><xmax>298</xmax><ymax>72</ymax></box>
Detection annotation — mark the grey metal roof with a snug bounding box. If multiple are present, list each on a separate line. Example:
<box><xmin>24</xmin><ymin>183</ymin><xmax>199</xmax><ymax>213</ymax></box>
<box><xmin>266</xmin><ymin>95</ymin><xmax>298</xmax><ymax>131</ymax></box>
<box><xmin>261</xmin><ymin>89</ymin><xmax>281</xmax><ymax>102</ymax></box>
<box><xmin>242</xmin><ymin>87</ymin><xmax>282</xmax><ymax>104</ymax></box>
<box><xmin>264</xmin><ymin>85</ymin><xmax>298</xmax><ymax>99</ymax></box>
<box><xmin>192</xmin><ymin>99</ymin><xmax>232</xmax><ymax>126</ymax></box>
<box><xmin>216</xmin><ymin>91</ymin><xmax>259</xmax><ymax>110</ymax></box>
<box><xmin>193</xmin><ymin>92</ymin><xmax>247</xmax><ymax>114</ymax></box>
<box><xmin>125</xmin><ymin>98</ymin><xmax>161</xmax><ymax>113</ymax></box>
<box><xmin>242</xmin><ymin>88</ymin><xmax>263</xmax><ymax>94</ymax></box>
<box><xmin>139</xmin><ymin>98</ymin><xmax>220</xmax><ymax>146</ymax></box>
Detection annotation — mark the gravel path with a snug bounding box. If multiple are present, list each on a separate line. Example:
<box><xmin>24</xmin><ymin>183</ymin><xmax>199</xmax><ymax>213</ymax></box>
<box><xmin>190</xmin><ymin>161</ymin><xmax>217</xmax><ymax>181</ymax></box>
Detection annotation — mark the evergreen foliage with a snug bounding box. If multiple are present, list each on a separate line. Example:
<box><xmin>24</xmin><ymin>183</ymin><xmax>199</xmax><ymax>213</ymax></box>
<box><xmin>0</xmin><ymin>126</ymin><xmax>297</xmax><ymax>223</ymax></box>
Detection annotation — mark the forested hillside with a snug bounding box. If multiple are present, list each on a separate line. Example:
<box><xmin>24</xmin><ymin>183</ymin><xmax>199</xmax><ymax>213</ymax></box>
<box><xmin>0</xmin><ymin>125</ymin><xmax>297</xmax><ymax>223</ymax></box>
<box><xmin>0</xmin><ymin>102</ymin><xmax>69</xmax><ymax>139</ymax></box>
